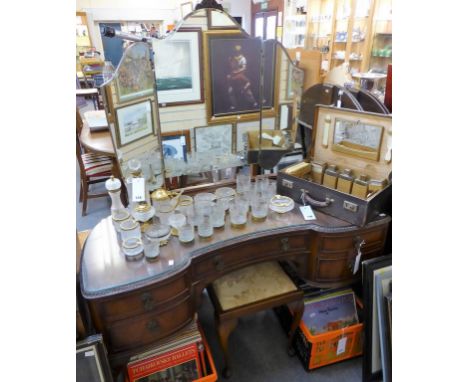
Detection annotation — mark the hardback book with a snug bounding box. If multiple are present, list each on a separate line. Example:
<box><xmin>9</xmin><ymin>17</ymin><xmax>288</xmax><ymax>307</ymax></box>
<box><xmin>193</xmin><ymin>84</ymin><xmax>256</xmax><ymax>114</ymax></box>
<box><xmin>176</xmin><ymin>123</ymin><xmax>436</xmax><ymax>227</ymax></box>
<box><xmin>127</xmin><ymin>342</ymin><xmax>201</xmax><ymax>382</ymax></box>
<box><xmin>302</xmin><ymin>289</ymin><xmax>359</xmax><ymax>336</ymax></box>
<box><xmin>129</xmin><ymin>319</ymin><xmax>202</xmax><ymax>363</ymax></box>
<box><xmin>84</xmin><ymin>110</ymin><xmax>109</xmax><ymax>131</ymax></box>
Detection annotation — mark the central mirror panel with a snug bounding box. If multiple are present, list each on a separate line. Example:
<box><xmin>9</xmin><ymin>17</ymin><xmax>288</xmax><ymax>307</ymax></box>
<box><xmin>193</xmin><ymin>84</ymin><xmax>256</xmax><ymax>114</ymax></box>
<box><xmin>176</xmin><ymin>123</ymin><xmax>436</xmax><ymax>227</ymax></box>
<box><xmin>152</xmin><ymin>9</ymin><xmax>304</xmax><ymax>181</ymax></box>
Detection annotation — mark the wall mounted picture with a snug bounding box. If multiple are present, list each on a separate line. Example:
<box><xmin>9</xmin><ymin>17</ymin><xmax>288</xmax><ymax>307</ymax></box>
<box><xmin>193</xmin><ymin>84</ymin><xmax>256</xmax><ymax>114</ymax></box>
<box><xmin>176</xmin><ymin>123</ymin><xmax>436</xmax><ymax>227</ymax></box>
<box><xmin>162</xmin><ymin>130</ymin><xmax>191</xmax><ymax>161</ymax></box>
<box><xmin>194</xmin><ymin>124</ymin><xmax>233</xmax><ymax>154</ymax></box>
<box><xmin>115</xmin><ymin>99</ymin><xmax>154</xmax><ymax>147</ymax></box>
<box><xmin>235</xmin><ymin>118</ymin><xmax>275</xmax><ymax>152</ymax></box>
<box><xmin>115</xmin><ymin>43</ymin><xmax>154</xmax><ymax>103</ymax></box>
<box><xmin>180</xmin><ymin>2</ymin><xmax>193</xmax><ymax>18</ymax></box>
<box><xmin>204</xmin><ymin>31</ymin><xmax>277</xmax><ymax>124</ymax></box>
<box><xmin>286</xmin><ymin>63</ymin><xmax>305</xmax><ymax>100</ymax></box>
<box><xmin>208</xmin><ymin>9</ymin><xmax>240</xmax><ymax>29</ymax></box>
<box><xmin>153</xmin><ymin>28</ymin><xmax>203</xmax><ymax>106</ymax></box>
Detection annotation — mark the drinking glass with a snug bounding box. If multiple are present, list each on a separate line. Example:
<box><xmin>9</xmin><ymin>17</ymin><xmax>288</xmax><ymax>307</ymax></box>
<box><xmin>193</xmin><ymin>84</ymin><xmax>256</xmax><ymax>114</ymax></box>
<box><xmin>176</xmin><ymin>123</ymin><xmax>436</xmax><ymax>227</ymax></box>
<box><xmin>229</xmin><ymin>198</ymin><xmax>249</xmax><ymax>229</ymax></box>
<box><xmin>198</xmin><ymin>214</ymin><xmax>213</xmax><ymax>239</ymax></box>
<box><xmin>178</xmin><ymin>223</ymin><xmax>195</xmax><ymax>244</ymax></box>
<box><xmin>236</xmin><ymin>173</ymin><xmax>251</xmax><ymax>194</ymax></box>
<box><xmin>211</xmin><ymin>202</ymin><xmax>226</xmax><ymax>228</ymax></box>
<box><xmin>143</xmin><ymin>236</ymin><xmax>160</xmax><ymax>261</ymax></box>
<box><xmin>168</xmin><ymin>211</ymin><xmax>187</xmax><ymax>235</ymax></box>
<box><xmin>251</xmin><ymin>196</ymin><xmax>269</xmax><ymax>222</ymax></box>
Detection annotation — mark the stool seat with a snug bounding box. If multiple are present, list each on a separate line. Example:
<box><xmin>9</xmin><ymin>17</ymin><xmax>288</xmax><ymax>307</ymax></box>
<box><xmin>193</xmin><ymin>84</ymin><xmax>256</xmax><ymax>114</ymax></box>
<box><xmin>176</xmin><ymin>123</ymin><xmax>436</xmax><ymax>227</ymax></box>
<box><xmin>208</xmin><ymin>261</ymin><xmax>304</xmax><ymax>378</ymax></box>
<box><xmin>212</xmin><ymin>262</ymin><xmax>298</xmax><ymax>311</ymax></box>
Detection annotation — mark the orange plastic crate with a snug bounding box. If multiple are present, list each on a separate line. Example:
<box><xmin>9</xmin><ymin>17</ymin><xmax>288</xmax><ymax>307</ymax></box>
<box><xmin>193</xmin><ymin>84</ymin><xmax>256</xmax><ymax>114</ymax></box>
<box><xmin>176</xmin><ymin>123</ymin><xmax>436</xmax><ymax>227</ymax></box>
<box><xmin>297</xmin><ymin>319</ymin><xmax>363</xmax><ymax>370</ymax></box>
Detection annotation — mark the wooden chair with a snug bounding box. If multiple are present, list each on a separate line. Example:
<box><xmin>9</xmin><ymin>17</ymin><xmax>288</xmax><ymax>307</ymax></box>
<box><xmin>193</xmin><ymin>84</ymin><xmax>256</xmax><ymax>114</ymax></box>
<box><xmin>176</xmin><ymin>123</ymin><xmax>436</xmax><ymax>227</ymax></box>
<box><xmin>76</xmin><ymin>110</ymin><xmax>113</xmax><ymax>216</ymax></box>
<box><xmin>207</xmin><ymin>261</ymin><xmax>304</xmax><ymax>378</ymax></box>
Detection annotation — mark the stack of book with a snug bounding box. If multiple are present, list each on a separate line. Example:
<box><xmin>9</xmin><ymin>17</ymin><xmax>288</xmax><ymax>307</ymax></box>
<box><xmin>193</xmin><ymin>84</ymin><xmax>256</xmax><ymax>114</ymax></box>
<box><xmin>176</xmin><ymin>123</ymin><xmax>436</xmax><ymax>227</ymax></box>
<box><xmin>127</xmin><ymin>318</ymin><xmax>208</xmax><ymax>382</ymax></box>
<box><xmin>302</xmin><ymin>289</ymin><xmax>359</xmax><ymax>336</ymax></box>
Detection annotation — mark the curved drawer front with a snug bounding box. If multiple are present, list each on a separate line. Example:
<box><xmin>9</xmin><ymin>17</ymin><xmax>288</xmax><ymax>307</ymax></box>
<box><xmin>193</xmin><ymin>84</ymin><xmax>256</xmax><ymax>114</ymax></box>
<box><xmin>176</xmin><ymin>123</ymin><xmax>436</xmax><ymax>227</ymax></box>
<box><xmin>192</xmin><ymin>232</ymin><xmax>310</xmax><ymax>280</ymax></box>
<box><xmin>98</xmin><ymin>272</ymin><xmax>190</xmax><ymax>323</ymax></box>
<box><xmin>105</xmin><ymin>295</ymin><xmax>193</xmax><ymax>353</ymax></box>
<box><xmin>311</xmin><ymin>225</ymin><xmax>388</xmax><ymax>285</ymax></box>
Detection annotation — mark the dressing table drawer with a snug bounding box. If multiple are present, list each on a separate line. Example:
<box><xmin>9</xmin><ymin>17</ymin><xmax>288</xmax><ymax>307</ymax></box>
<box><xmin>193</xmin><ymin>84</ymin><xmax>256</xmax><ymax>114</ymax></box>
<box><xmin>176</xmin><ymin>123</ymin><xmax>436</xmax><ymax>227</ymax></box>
<box><xmin>94</xmin><ymin>270</ymin><xmax>191</xmax><ymax>323</ymax></box>
<box><xmin>193</xmin><ymin>232</ymin><xmax>310</xmax><ymax>279</ymax></box>
<box><xmin>105</xmin><ymin>294</ymin><xmax>194</xmax><ymax>353</ymax></box>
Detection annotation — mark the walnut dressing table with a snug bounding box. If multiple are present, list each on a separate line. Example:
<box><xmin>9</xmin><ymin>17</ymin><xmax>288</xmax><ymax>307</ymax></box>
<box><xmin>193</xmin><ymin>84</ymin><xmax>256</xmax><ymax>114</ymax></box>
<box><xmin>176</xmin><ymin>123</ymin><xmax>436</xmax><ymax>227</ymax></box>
<box><xmin>80</xmin><ymin>200</ymin><xmax>390</xmax><ymax>370</ymax></box>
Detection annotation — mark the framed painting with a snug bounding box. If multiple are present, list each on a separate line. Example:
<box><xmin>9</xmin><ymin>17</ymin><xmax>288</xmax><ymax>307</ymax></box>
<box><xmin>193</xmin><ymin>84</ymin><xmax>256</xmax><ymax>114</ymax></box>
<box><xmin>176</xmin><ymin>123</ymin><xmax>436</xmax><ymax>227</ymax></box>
<box><xmin>76</xmin><ymin>334</ymin><xmax>113</xmax><ymax>382</ymax></box>
<box><xmin>194</xmin><ymin>124</ymin><xmax>233</xmax><ymax>154</ymax></box>
<box><xmin>115</xmin><ymin>99</ymin><xmax>154</xmax><ymax>148</ymax></box>
<box><xmin>362</xmin><ymin>255</ymin><xmax>392</xmax><ymax>382</ymax></box>
<box><xmin>285</xmin><ymin>63</ymin><xmax>305</xmax><ymax>101</ymax></box>
<box><xmin>180</xmin><ymin>1</ymin><xmax>193</xmax><ymax>18</ymax></box>
<box><xmin>208</xmin><ymin>8</ymin><xmax>240</xmax><ymax>30</ymax></box>
<box><xmin>115</xmin><ymin>43</ymin><xmax>154</xmax><ymax>103</ymax></box>
<box><xmin>153</xmin><ymin>28</ymin><xmax>203</xmax><ymax>106</ymax></box>
<box><xmin>161</xmin><ymin>130</ymin><xmax>191</xmax><ymax>161</ymax></box>
<box><xmin>204</xmin><ymin>31</ymin><xmax>278</xmax><ymax>124</ymax></box>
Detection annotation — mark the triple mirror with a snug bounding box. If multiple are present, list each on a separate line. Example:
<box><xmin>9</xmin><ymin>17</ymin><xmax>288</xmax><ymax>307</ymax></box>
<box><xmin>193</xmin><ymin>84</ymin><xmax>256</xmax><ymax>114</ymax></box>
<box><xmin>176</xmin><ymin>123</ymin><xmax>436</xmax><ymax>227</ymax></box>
<box><xmin>102</xmin><ymin>8</ymin><xmax>305</xmax><ymax>186</ymax></box>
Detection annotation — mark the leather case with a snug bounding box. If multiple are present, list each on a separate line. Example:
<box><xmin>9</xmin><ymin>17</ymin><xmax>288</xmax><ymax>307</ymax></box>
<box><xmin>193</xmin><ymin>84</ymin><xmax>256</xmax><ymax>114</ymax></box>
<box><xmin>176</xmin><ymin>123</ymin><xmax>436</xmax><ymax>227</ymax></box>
<box><xmin>277</xmin><ymin>105</ymin><xmax>392</xmax><ymax>226</ymax></box>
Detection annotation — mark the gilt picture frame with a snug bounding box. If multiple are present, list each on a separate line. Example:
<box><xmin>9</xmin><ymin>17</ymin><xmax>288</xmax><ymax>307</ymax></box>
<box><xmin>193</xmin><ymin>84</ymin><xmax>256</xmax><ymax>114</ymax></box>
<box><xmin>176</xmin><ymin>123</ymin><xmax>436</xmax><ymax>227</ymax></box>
<box><xmin>204</xmin><ymin>30</ymin><xmax>278</xmax><ymax>125</ymax></box>
<box><xmin>161</xmin><ymin>130</ymin><xmax>191</xmax><ymax>161</ymax></box>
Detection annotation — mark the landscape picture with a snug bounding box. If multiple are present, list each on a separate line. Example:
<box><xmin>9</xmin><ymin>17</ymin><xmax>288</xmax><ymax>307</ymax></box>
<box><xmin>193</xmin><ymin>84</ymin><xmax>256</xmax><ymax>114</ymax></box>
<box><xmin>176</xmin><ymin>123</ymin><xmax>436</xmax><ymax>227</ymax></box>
<box><xmin>116</xmin><ymin>43</ymin><xmax>154</xmax><ymax>102</ymax></box>
<box><xmin>115</xmin><ymin>100</ymin><xmax>154</xmax><ymax>147</ymax></box>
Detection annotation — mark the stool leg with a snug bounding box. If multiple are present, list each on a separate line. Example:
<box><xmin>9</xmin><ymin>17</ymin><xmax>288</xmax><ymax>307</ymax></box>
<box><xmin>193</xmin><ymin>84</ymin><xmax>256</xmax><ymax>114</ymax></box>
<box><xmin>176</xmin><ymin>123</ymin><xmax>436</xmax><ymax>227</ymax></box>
<box><xmin>287</xmin><ymin>300</ymin><xmax>305</xmax><ymax>356</ymax></box>
<box><xmin>216</xmin><ymin>317</ymin><xmax>238</xmax><ymax>379</ymax></box>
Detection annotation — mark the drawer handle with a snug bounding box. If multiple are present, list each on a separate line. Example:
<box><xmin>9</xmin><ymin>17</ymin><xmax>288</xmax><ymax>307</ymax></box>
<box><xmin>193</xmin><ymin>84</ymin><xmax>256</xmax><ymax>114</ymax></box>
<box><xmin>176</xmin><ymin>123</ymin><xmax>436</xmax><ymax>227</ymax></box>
<box><xmin>348</xmin><ymin>237</ymin><xmax>366</xmax><ymax>271</ymax></box>
<box><xmin>281</xmin><ymin>238</ymin><xmax>290</xmax><ymax>252</ymax></box>
<box><xmin>141</xmin><ymin>292</ymin><xmax>156</xmax><ymax>312</ymax></box>
<box><xmin>213</xmin><ymin>255</ymin><xmax>224</xmax><ymax>271</ymax></box>
<box><xmin>146</xmin><ymin>319</ymin><xmax>160</xmax><ymax>332</ymax></box>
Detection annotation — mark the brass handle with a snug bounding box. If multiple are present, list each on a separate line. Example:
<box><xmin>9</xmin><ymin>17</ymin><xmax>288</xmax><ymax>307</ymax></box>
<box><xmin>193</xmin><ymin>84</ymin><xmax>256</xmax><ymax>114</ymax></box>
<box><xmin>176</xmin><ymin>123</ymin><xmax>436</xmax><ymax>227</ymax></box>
<box><xmin>281</xmin><ymin>238</ymin><xmax>290</xmax><ymax>252</ymax></box>
<box><xmin>141</xmin><ymin>292</ymin><xmax>156</xmax><ymax>312</ymax></box>
<box><xmin>146</xmin><ymin>319</ymin><xmax>159</xmax><ymax>332</ymax></box>
<box><xmin>213</xmin><ymin>255</ymin><xmax>224</xmax><ymax>271</ymax></box>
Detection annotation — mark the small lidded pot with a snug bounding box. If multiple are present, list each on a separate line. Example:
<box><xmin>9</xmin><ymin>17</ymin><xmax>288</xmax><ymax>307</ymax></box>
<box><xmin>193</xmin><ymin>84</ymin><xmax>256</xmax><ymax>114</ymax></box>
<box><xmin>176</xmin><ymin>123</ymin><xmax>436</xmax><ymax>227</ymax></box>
<box><xmin>351</xmin><ymin>174</ymin><xmax>369</xmax><ymax>199</ymax></box>
<box><xmin>122</xmin><ymin>237</ymin><xmax>144</xmax><ymax>261</ymax></box>
<box><xmin>120</xmin><ymin>219</ymin><xmax>141</xmax><ymax>241</ymax></box>
<box><xmin>112</xmin><ymin>209</ymin><xmax>131</xmax><ymax>234</ymax></box>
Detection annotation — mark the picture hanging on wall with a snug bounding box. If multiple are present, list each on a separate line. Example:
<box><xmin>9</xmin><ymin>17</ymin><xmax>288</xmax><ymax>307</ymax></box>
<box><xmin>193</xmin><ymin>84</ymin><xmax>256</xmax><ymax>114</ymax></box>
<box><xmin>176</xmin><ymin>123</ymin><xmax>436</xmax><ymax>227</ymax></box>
<box><xmin>194</xmin><ymin>124</ymin><xmax>233</xmax><ymax>154</ymax></box>
<box><xmin>161</xmin><ymin>130</ymin><xmax>191</xmax><ymax>161</ymax></box>
<box><xmin>153</xmin><ymin>28</ymin><xmax>204</xmax><ymax>106</ymax></box>
<box><xmin>115</xmin><ymin>99</ymin><xmax>154</xmax><ymax>148</ymax></box>
<box><xmin>204</xmin><ymin>31</ymin><xmax>278</xmax><ymax>124</ymax></box>
<box><xmin>208</xmin><ymin>8</ymin><xmax>240</xmax><ymax>29</ymax></box>
<box><xmin>115</xmin><ymin>43</ymin><xmax>154</xmax><ymax>103</ymax></box>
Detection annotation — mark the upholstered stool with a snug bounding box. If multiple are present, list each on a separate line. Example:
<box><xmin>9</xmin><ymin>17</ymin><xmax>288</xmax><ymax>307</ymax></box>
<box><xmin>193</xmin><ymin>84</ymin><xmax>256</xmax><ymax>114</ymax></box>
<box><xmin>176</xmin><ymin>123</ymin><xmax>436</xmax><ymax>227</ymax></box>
<box><xmin>207</xmin><ymin>261</ymin><xmax>304</xmax><ymax>378</ymax></box>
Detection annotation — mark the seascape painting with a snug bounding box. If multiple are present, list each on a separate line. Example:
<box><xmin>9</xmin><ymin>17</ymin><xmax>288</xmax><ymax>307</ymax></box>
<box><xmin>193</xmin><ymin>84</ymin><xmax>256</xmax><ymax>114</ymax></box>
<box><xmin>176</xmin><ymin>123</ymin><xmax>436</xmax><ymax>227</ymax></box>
<box><xmin>153</xmin><ymin>29</ymin><xmax>203</xmax><ymax>105</ymax></box>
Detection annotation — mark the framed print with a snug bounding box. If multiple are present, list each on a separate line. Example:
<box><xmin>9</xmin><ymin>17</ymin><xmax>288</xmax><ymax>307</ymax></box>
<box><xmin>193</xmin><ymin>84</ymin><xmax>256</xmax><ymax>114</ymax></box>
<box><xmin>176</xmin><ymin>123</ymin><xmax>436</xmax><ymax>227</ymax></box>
<box><xmin>204</xmin><ymin>31</ymin><xmax>278</xmax><ymax>124</ymax></box>
<box><xmin>76</xmin><ymin>334</ymin><xmax>113</xmax><ymax>382</ymax></box>
<box><xmin>362</xmin><ymin>256</ymin><xmax>392</xmax><ymax>382</ymax></box>
<box><xmin>115</xmin><ymin>43</ymin><xmax>154</xmax><ymax>103</ymax></box>
<box><xmin>286</xmin><ymin>63</ymin><xmax>305</xmax><ymax>100</ymax></box>
<box><xmin>279</xmin><ymin>103</ymin><xmax>293</xmax><ymax>130</ymax></box>
<box><xmin>235</xmin><ymin>119</ymin><xmax>275</xmax><ymax>152</ymax></box>
<box><xmin>375</xmin><ymin>269</ymin><xmax>392</xmax><ymax>382</ymax></box>
<box><xmin>180</xmin><ymin>1</ymin><xmax>193</xmax><ymax>18</ymax></box>
<box><xmin>162</xmin><ymin>130</ymin><xmax>191</xmax><ymax>161</ymax></box>
<box><xmin>208</xmin><ymin>8</ymin><xmax>240</xmax><ymax>29</ymax></box>
<box><xmin>115</xmin><ymin>99</ymin><xmax>154</xmax><ymax>147</ymax></box>
<box><xmin>194</xmin><ymin>124</ymin><xmax>233</xmax><ymax>154</ymax></box>
<box><xmin>153</xmin><ymin>28</ymin><xmax>203</xmax><ymax>106</ymax></box>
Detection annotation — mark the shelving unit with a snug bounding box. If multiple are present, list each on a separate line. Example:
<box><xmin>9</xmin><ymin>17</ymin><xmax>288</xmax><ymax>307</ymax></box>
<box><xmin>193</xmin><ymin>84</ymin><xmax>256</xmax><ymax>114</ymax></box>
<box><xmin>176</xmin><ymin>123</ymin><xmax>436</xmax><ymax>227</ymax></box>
<box><xmin>367</xmin><ymin>0</ymin><xmax>392</xmax><ymax>73</ymax></box>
